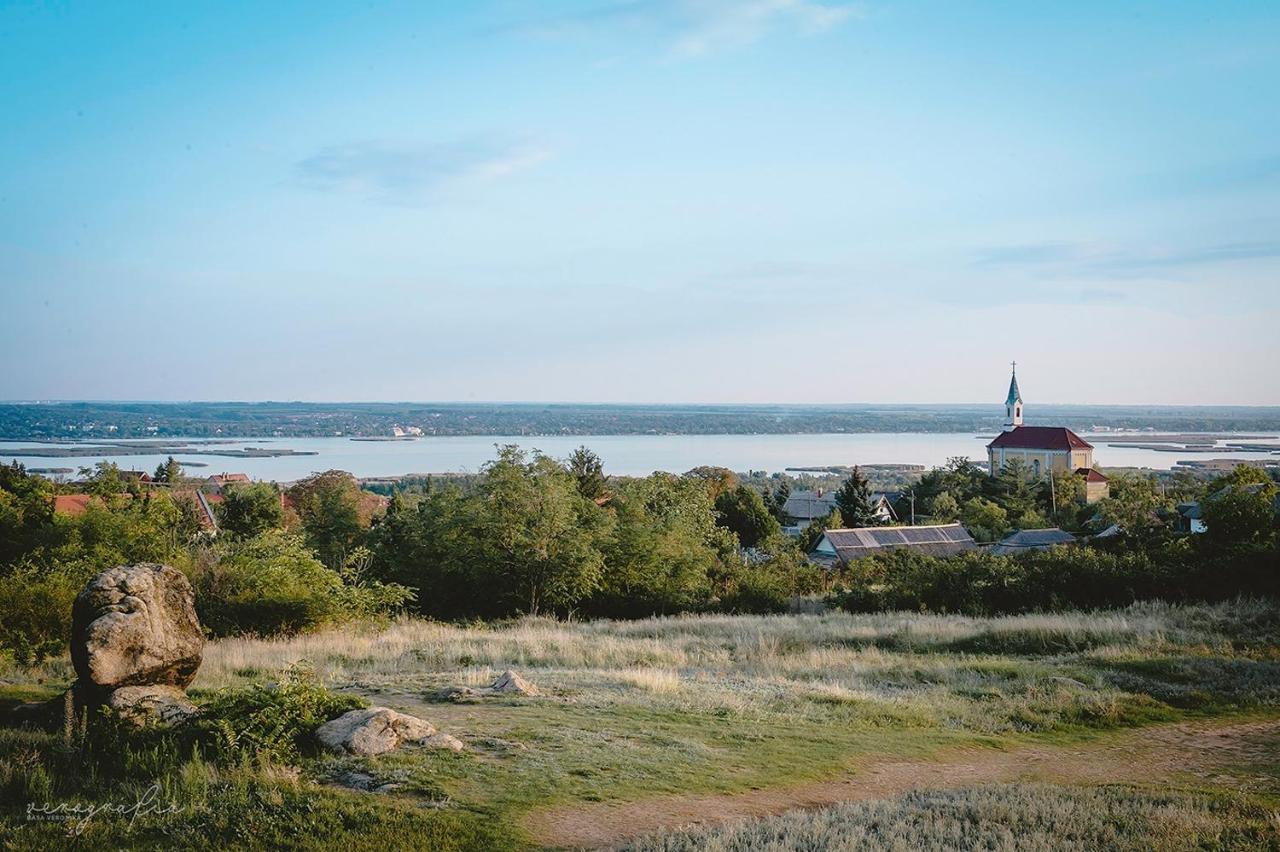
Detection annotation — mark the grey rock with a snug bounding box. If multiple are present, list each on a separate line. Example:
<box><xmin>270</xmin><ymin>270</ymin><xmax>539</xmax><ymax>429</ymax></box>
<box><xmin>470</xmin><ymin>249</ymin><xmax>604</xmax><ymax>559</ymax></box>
<box><xmin>316</xmin><ymin>707</ymin><xmax>436</xmax><ymax>756</ymax></box>
<box><xmin>71</xmin><ymin>563</ymin><xmax>204</xmax><ymax>692</ymax></box>
<box><xmin>106</xmin><ymin>685</ymin><xmax>199</xmax><ymax>726</ymax></box>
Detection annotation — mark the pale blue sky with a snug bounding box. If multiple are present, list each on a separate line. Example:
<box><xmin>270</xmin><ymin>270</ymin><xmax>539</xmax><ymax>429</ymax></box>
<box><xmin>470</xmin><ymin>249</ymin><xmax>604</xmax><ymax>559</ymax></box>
<box><xmin>2</xmin><ymin>1</ymin><xmax>1278</xmax><ymax>404</ymax></box>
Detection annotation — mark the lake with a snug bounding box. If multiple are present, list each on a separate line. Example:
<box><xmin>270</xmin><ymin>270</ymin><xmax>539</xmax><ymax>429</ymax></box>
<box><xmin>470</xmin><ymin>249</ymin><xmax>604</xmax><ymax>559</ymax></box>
<box><xmin>2</xmin><ymin>432</ymin><xmax>1276</xmax><ymax>481</ymax></box>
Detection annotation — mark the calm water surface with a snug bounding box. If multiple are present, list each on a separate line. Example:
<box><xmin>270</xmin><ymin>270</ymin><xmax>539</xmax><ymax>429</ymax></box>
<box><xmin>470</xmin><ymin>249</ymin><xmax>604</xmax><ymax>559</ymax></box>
<box><xmin>2</xmin><ymin>433</ymin><xmax>1275</xmax><ymax>481</ymax></box>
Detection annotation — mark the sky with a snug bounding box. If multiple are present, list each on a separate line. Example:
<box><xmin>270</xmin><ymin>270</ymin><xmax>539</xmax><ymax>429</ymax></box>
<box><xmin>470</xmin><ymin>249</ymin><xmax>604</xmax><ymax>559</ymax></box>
<box><xmin>2</xmin><ymin>0</ymin><xmax>1278</xmax><ymax>405</ymax></box>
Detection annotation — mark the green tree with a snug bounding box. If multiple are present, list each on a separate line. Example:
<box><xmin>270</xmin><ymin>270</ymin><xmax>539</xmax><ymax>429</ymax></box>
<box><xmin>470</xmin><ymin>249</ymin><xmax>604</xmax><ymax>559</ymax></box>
<box><xmin>0</xmin><ymin>462</ymin><xmax>53</xmax><ymax>565</ymax></box>
<box><xmin>152</xmin><ymin>456</ymin><xmax>183</xmax><ymax>483</ymax></box>
<box><xmin>79</xmin><ymin>461</ymin><xmax>126</xmax><ymax>500</ymax></box>
<box><xmin>960</xmin><ymin>496</ymin><xmax>1009</xmax><ymax>542</ymax></box>
<box><xmin>931</xmin><ymin>491</ymin><xmax>959</xmax><ymax>522</ymax></box>
<box><xmin>478</xmin><ymin>446</ymin><xmax>609</xmax><ymax>616</ymax></box>
<box><xmin>684</xmin><ymin>466</ymin><xmax>739</xmax><ymax>502</ymax></box>
<box><xmin>219</xmin><ymin>482</ymin><xmax>285</xmax><ymax>539</ymax></box>
<box><xmin>767</xmin><ymin>478</ymin><xmax>791</xmax><ymax>523</ymax></box>
<box><xmin>834</xmin><ymin>467</ymin><xmax>877</xmax><ymax>527</ymax></box>
<box><xmin>1202</xmin><ymin>486</ymin><xmax>1276</xmax><ymax>548</ymax></box>
<box><xmin>714</xmin><ymin>484</ymin><xmax>781</xmax><ymax>549</ymax></box>
<box><xmin>567</xmin><ymin>446</ymin><xmax>607</xmax><ymax>501</ymax></box>
<box><xmin>1097</xmin><ymin>473</ymin><xmax>1168</xmax><ymax>535</ymax></box>
<box><xmin>287</xmin><ymin>470</ymin><xmax>368</xmax><ymax>568</ymax></box>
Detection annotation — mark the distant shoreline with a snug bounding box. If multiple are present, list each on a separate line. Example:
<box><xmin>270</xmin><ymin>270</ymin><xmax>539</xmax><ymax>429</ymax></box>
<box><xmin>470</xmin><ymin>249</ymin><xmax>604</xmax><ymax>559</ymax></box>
<box><xmin>4</xmin><ymin>401</ymin><xmax>1280</xmax><ymax>442</ymax></box>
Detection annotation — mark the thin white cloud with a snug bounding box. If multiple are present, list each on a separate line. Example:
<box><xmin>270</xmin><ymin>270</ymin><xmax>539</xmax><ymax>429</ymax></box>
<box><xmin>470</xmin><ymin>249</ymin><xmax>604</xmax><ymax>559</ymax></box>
<box><xmin>671</xmin><ymin>0</ymin><xmax>860</xmax><ymax>57</ymax></box>
<box><xmin>294</xmin><ymin>137</ymin><xmax>550</xmax><ymax>203</ymax></box>
<box><xmin>491</xmin><ymin>0</ymin><xmax>862</xmax><ymax>58</ymax></box>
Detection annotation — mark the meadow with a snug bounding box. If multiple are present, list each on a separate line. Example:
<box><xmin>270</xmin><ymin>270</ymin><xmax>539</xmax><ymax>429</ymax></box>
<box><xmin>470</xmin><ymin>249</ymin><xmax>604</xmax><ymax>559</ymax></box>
<box><xmin>2</xmin><ymin>599</ymin><xmax>1279</xmax><ymax>850</ymax></box>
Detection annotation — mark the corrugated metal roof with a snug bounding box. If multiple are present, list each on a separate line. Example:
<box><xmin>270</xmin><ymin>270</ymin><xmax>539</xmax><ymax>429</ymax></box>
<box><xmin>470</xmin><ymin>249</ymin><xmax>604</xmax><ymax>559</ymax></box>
<box><xmin>816</xmin><ymin>523</ymin><xmax>976</xmax><ymax>562</ymax></box>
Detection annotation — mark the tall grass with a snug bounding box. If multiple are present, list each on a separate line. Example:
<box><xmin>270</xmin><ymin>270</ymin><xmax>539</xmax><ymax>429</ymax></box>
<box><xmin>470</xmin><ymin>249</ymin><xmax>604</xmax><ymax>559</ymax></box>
<box><xmin>619</xmin><ymin>784</ymin><xmax>1279</xmax><ymax>851</ymax></box>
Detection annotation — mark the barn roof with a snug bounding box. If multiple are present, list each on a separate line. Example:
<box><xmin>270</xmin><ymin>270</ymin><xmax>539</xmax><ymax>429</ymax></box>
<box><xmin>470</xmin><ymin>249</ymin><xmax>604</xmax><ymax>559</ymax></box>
<box><xmin>816</xmin><ymin>523</ymin><xmax>976</xmax><ymax>562</ymax></box>
<box><xmin>987</xmin><ymin>426</ymin><xmax>1092</xmax><ymax>451</ymax></box>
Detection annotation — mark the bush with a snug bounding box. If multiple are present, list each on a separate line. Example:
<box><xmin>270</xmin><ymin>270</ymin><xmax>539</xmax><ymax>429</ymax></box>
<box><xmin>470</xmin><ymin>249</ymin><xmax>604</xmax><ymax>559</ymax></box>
<box><xmin>192</xmin><ymin>664</ymin><xmax>366</xmax><ymax>765</ymax></box>
<box><xmin>187</xmin><ymin>531</ymin><xmax>411</xmax><ymax>637</ymax></box>
<box><xmin>831</xmin><ymin>539</ymin><xmax>1280</xmax><ymax>616</ymax></box>
<box><xmin>0</xmin><ymin>563</ymin><xmax>89</xmax><ymax>664</ymax></box>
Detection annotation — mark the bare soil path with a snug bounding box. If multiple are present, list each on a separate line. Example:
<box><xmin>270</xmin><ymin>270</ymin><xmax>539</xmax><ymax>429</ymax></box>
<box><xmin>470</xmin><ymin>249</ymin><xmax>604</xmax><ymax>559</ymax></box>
<box><xmin>523</xmin><ymin>717</ymin><xmax>1280</xmax><ymax>850</ymax></box>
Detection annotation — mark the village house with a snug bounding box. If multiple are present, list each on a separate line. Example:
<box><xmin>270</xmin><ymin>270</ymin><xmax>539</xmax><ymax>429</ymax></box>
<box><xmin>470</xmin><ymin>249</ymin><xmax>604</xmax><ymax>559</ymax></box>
<box><xmin>989</xmin><ymin>527</ymin><xmax>1077</xmax><ymax>556</ymax></box>
<box><xmin>781</xmin><ymin>489</ymin><xmax>896</xmax><ymax>535</ymax></box>
<box><xmin>986</xmin><ymin>365</ymin><xmax>1109</xmax><ymax>503</ymax></box>
<box><xmin>204</xmin><ymin>472</ymin><xmax>251</xmax><ymax>495</ymax></box>
<box><xmin>809</xmin><ymin>523</ymin><xmax>977</xmax><ymax>566</ymax></box>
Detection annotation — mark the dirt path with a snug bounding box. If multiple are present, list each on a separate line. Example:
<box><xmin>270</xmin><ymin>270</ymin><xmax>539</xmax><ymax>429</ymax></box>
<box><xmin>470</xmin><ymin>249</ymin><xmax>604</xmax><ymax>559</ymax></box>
<box><xmin>523</xmin><ymin>717</ymin><xmax>1280</xmax><ymax>850</ymax></box>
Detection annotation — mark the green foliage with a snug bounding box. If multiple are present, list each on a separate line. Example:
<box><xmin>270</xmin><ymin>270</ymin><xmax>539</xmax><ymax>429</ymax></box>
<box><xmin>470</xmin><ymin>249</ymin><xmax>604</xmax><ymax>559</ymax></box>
<box><xmin>832</xmin><ymin>536</ymin><xmax>1280</xmax><ymax>616</ymax></box>
<box><xmin>834</xmin><ymin>466</ymin><xmax>877</xmax><ymax>527</ymax></box>
<box><xmin>959</xmin><ymin>496</ymin><xmax>1008</xmax><ymax>542</ymax></box>
<box><xmin>152</xmin><ymin>456</ymin><xmax>183</xmax><ymax>483</ymax></box>
<box><xmin>218</xmin><ymin>482</ymin><xmax>285</xmax><ymax>539</ymax></box>
<box><xmin>714</xmin><ymin>484</ymin><xmax>781</xmax><ymax>548</ymax></box>
<box><xmin>720</xmin><ymin>546</ymin><xmax>824</xmax><ymax>614</ymax></box>
<box><xmin>0</xmin><ymin>563</ymin><xmax>84</xmax><ymax>664</ymax></box>
<box><xmin>477</xmin><ymin>446</ymin><xmax>610</xmax><ymax>616</ymax></box>
<box><xmin>193</xmin><ymin>664</ymin><xmax>366</xmax><ymax>765</ymax></box>
<box><xmin>186</xmin><ymin>531</ymin><xmax>411</xmax><ymax>637</ymax></box>
<box><xmin>1202</xmin><ymin>485</ymin><xmax>1277</xmax><ymax>548</ymax></box>
<box><xmin>1097</xmin><ymin>473</ymin><xmax>1170</xmax><ymax>536</ymax></box>
<box><xmin>286</xmin><ymin>470</ymin><xmax>369</xmax><ymax>568</ymax></box>
<box><xmin>567</xmin><ymin>445</ymin><xmax>607</xmax><ymax>500</ymax></box>
<box><xmin>798</xmin><ymin>508</ymin><xmax>843</xmax><ymax>553</ymax></box>
<box><xmin>930</xmin><ymin>491</ymin><xmax>959</xmax><ymax>522</ymax></box>
<box><xmin>0</xmin><ymin>462</ymin><xmax>52</xmax><ymax>565</ymax></box>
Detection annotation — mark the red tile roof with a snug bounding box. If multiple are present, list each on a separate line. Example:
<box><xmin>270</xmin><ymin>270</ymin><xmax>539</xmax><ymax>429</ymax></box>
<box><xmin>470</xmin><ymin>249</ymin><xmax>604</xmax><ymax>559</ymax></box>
<box><xmin>1076</xmin><ymin>467</ymin><xmax>1108</xmax><ymax>482</ymax></box>
<box><xmin>987</xmin><ymin>426</ymin><xmax>1093</xmax><ymax>451</ymax></box>
<box><xmin>52</xmin><ymin>494</ymin><xmax>96</xmax><ymax>515</ymax></box>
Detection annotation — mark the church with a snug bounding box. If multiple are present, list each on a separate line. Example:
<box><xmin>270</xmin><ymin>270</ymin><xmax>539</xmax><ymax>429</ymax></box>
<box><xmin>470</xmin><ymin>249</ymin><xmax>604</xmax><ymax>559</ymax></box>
<box><xmin>985</xmin><ymin>365</ymin><xmax>1109</xmax><ymax>502</ymax></box>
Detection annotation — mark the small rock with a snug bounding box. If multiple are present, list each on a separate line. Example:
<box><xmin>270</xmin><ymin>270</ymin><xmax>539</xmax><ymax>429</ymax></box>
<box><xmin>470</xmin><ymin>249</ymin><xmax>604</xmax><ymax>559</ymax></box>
<box><xmin>107</xmin><ymin>685</ymin><xmax>199</xmax><ymax>726</ymax></box>
<box><xmin>316</xmin><ymin>707</ymin><xmax>436</xmax><ymax>756</ymax></box>
<box><xmin>490</xmin><ymin>670</ymin><xmax>539</xmax><ymax>696</ymax></box>
<box><xmin>433</xmin><ymin>685</ymin><xmax>482</xmax><ymax>702</ymax></box>
<box><xmin>423</xmin><ymin>733</ymin><xmax>464</xmax><ymax>751</ymax></box>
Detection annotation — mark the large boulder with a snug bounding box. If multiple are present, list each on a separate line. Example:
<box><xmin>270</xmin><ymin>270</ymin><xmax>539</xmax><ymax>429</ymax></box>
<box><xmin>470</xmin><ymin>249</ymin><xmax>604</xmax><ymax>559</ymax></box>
<box><xmin>71</xmin><ymin>563</ymin><xmax>204</xmax><ymax>693</ymax></box>
<box><xmin>316</xmin><ymin>707</ymin><xmax>437</xmax><ymax>756</ymax></box>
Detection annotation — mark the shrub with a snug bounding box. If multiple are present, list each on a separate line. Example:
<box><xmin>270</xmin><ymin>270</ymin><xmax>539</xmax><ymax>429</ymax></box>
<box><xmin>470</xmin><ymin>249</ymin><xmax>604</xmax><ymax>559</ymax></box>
<box><xmin>187</xmin><ymin>531</ymin><xmax>411</xmax><ymax>637</ymax></box>
<box><xmin>192</xmin><ymin>664</ymin><xmax>366</xmax><ymax>765</ymax></box>
<box><xmin>0</xmin><ymin>563</ymin><xmax>89</xmax><ymax>664</ymax></box>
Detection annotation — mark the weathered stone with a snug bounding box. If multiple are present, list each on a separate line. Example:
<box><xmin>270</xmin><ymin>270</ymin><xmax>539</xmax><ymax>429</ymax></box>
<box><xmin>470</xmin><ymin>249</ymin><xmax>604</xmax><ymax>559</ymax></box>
<box><xmin>432</xmin><ymin>669</ymin><xmax>540</xmax><ymax>702</ymax></box>
<box><xmin>316</xmin><ymin>707</ymin><xmax>436</xmax><ymax>756</ymax></box>
<box><xmin>106</xmin><ymin>685</ymin><xmax>200</xmax><ymax>726</ymax></box>
<box><xmin>423</xmin><ymin>732</ymin><xmax>464</xmax><ymax>751</ymax></box>
<box><xmin>490</xmin><ymin>670</ymin><xmax>539</xmax><ymax>696</ymax></box>
<box><xmin>71</xmin><ymin>563</ymin><xmax>204</xmax><ymax>692</ymax></box>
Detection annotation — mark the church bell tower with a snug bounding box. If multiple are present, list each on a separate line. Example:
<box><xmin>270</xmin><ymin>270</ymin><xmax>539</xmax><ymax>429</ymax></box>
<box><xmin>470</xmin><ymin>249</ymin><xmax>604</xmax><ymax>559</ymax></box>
<box><xmin>1003</xmin><ymin>362</ymin><xmax>1023</xmax><ymax>431</ymax></box>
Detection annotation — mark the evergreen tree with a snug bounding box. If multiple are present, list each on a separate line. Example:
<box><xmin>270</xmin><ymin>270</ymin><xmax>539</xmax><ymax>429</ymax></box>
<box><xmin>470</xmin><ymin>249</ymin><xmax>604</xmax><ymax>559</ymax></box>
<box><xmin>834</xmin><ymin>467</ymin><xmax>877</xmax><ymax>527</ymax></box>
<box><xmin>567</xmin><ymin>446</ymin><xmax>607</xmax><ymax>501</ymax></box>
<box><xmin>768</xmin><ymin>479</ymin><xmax>792</xmax><ymax>522</ymax></box>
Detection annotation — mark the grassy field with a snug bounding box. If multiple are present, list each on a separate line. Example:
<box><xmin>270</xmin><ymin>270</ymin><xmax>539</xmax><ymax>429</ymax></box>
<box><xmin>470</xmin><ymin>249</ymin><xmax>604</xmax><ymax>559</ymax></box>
<box><xmin>2</xmin><ymin>600</ymin><xmax>1279</xmax><ymax>849</ymax></box>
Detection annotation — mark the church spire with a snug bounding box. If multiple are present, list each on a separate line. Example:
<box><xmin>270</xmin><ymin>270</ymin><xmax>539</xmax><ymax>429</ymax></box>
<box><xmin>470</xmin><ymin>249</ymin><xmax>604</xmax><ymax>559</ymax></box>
<box><xmin>1003</xmin><ymin>361</ymin><xmax>1023</xmax><ymax>431</ymax></box>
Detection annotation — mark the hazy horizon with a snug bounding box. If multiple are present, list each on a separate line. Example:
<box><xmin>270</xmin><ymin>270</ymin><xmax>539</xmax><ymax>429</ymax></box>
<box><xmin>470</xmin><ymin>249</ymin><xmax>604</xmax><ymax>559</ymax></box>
<box><xmin>4</xmin><ymin>2</ymin><xmax>1279</xmax><ymax>405</ymax></box>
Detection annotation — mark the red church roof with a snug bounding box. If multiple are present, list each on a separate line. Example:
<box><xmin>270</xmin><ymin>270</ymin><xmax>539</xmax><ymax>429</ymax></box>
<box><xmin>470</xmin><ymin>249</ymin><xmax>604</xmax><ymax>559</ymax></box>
<box><xmin>987</xmin><ymin>426</ymin><xmax>1092</xmax><ymax>451</ymax></box>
